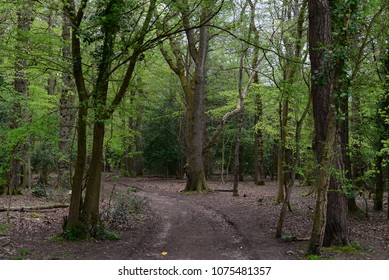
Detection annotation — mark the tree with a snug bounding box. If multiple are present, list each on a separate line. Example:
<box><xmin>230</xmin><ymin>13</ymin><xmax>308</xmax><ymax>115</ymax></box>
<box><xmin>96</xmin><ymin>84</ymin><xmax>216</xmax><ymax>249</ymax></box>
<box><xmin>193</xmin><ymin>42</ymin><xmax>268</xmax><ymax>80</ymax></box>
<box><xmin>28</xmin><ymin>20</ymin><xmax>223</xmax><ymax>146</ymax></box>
<box><xmin>64</xmin><ymin>0</ymin><xmax>162</xmax><ymax>234</ymax></box>
<box><xmin>159</xmin><ymin>0</ymin><xmax>223</xmax><ymax>192</ymax></box>
<box><xmin>307</xmin><ymin>0</ymin><xmax>365</xmax><ymax>254</ymax></box>
<box><xmin>307</xmin><ymin>0</ymin><xmax>337</xmax><ymax>255</ymax></box>
<box><xmin>249</xmin><ymin>0</ymin><xmax>265</xmax><ymax>186</ymax></box>
<box><xmin>374</xmin><ymin>34</ymin><xmax>389</xmax><ymax>212</ymax></box>
<box><xmin>58</xmin><ymin>6</ymin><xmax>75</xmax><ymax>188</ymax></box>
<box><xmin>63</xmin><ymin>0</ymin><xmax>214</xmax><ymax>235</ymax></box>
<box><xmin>8</xmin><ymin>1</ymin><xmax>34</xmax><ymax>194</ymax></box>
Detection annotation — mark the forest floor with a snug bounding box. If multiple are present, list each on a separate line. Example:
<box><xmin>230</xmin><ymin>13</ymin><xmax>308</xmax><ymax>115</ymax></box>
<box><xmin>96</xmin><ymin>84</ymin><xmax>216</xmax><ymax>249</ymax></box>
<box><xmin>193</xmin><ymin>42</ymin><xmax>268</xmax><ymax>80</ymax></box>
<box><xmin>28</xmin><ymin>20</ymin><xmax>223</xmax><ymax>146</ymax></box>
<box><xmin>0</xmin><ymin>174</ymin><xmax>389</xmax><ymax>260</ymax></box>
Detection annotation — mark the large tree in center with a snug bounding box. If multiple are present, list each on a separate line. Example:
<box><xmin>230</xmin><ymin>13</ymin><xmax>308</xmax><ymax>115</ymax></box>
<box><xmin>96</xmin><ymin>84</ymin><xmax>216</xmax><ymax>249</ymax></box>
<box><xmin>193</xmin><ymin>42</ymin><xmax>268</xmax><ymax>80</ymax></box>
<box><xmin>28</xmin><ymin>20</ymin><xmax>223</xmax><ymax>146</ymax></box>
<box><xmin>159</xmin><ymin>0</ymin><xmax>221</xmax><ymax>192</ymax></box>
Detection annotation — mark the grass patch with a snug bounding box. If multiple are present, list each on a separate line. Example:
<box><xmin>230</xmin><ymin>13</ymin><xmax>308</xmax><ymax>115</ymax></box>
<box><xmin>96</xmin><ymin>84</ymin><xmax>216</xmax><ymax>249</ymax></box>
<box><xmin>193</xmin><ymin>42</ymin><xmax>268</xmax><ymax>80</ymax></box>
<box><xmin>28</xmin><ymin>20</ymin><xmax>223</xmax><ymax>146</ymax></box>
<box><xmin>323</xmin><ymin>242</ymin><xmax>370</xmax><ymax>254</ymax></box>
<box><xmin>304</xmin><ymin>254</ymin><xmax>330</xmax><ymax>260</ymax></box>
<box><xmin>281</xmin><ymin>233</ymin><xmax>296</xmax><ymax>242</ymax></box>
<box><xmin>96</xmin><ymin>228</ymin><xmax>121</xmax><ymax>240</ymax></box>
<box><xmin>12</xmin><ymin>248</ymin><xmax>31</xmax><ymax>260</ymax></box>
<box><xmin>0</xmin><ymin>223</ymin><xmax>12</xmax><ymax>236</ymax></box>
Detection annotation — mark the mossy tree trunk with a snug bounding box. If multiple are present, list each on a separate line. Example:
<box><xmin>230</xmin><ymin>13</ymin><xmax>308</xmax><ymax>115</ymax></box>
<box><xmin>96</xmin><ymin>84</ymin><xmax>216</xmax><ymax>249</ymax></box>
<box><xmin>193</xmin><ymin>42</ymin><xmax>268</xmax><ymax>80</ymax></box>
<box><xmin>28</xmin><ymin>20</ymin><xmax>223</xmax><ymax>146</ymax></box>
<box><xmin>184</xmin><ymin>14</ymin><xmax>209</xmax><ymax>192</ymax></box>
<box><xmin>307</xmin><ymin>0</ymin><xmax>357</xmax><ymax>254</ymax></box>
<box><xmin>58</xmin><ymin>8</ymin><xmax>75</xmax><ymax>189</ymax></box>
<box><xmin>307</xmin><ymin>0</ymin><xmax>334</xmax><ymax>255</ymax></box>
<box><xmin>160</xmin><ymin>3</ymin><xmax>221</xmax><ymax>193</ymax></box>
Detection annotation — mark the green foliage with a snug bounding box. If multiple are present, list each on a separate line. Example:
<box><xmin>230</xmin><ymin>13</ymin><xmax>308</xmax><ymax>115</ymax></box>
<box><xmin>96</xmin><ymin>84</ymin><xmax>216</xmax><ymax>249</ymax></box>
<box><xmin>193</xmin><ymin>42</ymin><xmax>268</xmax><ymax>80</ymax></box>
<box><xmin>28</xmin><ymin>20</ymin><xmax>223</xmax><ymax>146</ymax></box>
<box><xmin>12</xmin><ymin>248</ymin><xmax>31</xmax><ymax>260</ymax></box>
<box><xmin>304</xmin><ymin>254</ymin><xmax>328</xmax><ymax>260</ymax></box>
<box><xmin>142</xmin><ymin>80</ymin><xmax>185</xmax><ymax>176</ymax></box>
<box><xmin>0</xmin><ymin>223</ymin><xmax>12</xmax><ymax>236</ymax></box>
<box><xmin>281</xmin><ymin>233</ymin><xmax>296</xmax><ymax>242</ymax></box>
<box><xmin>94</xmin><ymin>225</ymin><xmax>121</xmax><ymax>240</ymax></box>
<box><xmin>323</xmin><ymin>242</ymin><xmax>370</xmax><ymax>255</ymax></box>
<box><xmin>31</xmin><ymin>184</ymin><xmax>47</xmax><ymax>198</ymax></box>
<box><xmin>62</xmin><ymin>224</ymin><xmax>89</xmax><ymax>241</ymax></box>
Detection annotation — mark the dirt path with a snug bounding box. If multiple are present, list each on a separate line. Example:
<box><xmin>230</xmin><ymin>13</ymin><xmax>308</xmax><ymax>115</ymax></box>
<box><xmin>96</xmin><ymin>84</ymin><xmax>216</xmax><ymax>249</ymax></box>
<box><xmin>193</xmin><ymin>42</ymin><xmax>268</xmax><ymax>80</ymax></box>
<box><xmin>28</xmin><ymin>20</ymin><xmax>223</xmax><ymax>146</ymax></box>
<box><xmin>122</xmin><ymin>180</ymin><xmax>300</xmax><ymax>260</ymax></box>
<box><xmin>135</xmin><ymin>187</ymin><xmax>249</xmax><ymax>259</ymax></box>
<box><xmin>1</xmin><ymin>176</ymin><xmax>388</xmax><ymax>260</ymax></box>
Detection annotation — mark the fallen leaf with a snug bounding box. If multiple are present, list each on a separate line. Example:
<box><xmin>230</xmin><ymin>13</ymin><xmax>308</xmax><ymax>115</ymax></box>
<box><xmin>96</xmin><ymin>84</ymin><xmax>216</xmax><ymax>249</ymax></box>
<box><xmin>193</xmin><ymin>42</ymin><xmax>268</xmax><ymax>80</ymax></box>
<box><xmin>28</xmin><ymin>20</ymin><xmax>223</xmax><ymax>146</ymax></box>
<box><xmin>161</xmin><ymin>252</ymin><xmax>168</xmax><ymax>256</ymax></box>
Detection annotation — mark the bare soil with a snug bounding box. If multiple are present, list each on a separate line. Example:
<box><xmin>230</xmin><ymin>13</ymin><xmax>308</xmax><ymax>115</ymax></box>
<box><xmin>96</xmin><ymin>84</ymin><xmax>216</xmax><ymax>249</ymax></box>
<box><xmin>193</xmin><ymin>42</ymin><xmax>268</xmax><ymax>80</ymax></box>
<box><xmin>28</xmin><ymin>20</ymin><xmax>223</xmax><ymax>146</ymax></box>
<box><xmin>1</xmin><ymin>175</ymin><xmax>388</xmax><ymax>260</ymax></box>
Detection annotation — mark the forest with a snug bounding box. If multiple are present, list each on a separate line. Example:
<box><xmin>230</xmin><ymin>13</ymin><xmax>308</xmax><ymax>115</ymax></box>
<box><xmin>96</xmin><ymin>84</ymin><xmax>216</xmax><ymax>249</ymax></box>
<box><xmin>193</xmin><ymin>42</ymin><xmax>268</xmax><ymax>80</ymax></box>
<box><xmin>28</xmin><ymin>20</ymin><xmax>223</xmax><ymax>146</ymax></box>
<box><xmin>0</xmin><ymin>0</ymin><xmax>389</xmax><ymax>259</ymax></box>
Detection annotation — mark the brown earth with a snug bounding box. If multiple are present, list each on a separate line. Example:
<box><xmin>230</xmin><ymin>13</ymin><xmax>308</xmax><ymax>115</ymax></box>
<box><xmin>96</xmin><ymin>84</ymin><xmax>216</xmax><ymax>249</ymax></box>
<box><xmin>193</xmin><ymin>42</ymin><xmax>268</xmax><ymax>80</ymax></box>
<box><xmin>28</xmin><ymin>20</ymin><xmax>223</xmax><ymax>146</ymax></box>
<box><xmin>1</xmin><ymin>175</ymin><xmax>388</xmax><ymax>260</ymax></box>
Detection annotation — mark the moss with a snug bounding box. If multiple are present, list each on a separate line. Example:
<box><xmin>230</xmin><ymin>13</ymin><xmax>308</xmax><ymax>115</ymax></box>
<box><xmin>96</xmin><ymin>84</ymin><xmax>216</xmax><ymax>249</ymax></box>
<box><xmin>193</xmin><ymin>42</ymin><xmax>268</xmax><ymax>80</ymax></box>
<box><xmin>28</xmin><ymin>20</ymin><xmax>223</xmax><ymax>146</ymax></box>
<box><xmin>323</xmin><ymin>242</ymin><xmax>368</xmax><ymax>254</ymax></box>
<box><xmin>30</xmin><ymin>213</ymin><xmax>42</xmax><ymax>219</ymax></box>
<box><xmin>304</xmin><ymin>254</ymin><xmax>330</xmax><ymax>260</ymax></box>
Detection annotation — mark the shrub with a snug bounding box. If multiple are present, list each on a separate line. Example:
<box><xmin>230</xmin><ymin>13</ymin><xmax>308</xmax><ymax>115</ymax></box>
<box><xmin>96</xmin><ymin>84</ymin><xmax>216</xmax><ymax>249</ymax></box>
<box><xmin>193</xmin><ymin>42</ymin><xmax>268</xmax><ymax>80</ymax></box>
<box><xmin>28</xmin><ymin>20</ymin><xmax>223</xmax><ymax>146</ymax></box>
<box><xmin>100</xmin><ymin>194</ymin><xmax>148</xmax><ymax>230</ymax></box>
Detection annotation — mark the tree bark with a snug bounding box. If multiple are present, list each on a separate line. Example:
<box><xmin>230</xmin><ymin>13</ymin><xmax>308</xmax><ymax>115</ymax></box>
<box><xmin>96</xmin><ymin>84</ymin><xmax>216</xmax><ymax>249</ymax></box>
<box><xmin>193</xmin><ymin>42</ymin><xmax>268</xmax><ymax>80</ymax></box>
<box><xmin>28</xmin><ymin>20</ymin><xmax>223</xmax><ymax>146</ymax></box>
<box><xmin>58</xmin><ymin>9</ymin><xmax>75</xmax><ymax>189</ymax></box>
<box><xmin>307</xmin><ymin>0</ymin><xmax>355</xmax><ymax>253</ymax></box>
<box><xmin>159</xmin><ymin>3</ymin><xmax>214</xmax><ymax>192</ymax></box>
<box><xmin>307</xmin><ymin>0</ymin><xmax>334</xmax><ymax>255</ymax></box>
<box><xmin>10</xmin><ymin>2</ymin><xmax>33</xmax><ymax>192</ymax></box>
<box><xmin>184</xmin><ymin>16</ymin><xmax>209</xmax><ymax>192</ymax></box>
<box><xmin>248</xmin><ymin>0</ymin><xmax>265</xmax><ymax>186</ymax></box>
<box><xmin>65</xmin><ymin>0</ymin><xmax>89</xmax><ymax>227</ymax></box>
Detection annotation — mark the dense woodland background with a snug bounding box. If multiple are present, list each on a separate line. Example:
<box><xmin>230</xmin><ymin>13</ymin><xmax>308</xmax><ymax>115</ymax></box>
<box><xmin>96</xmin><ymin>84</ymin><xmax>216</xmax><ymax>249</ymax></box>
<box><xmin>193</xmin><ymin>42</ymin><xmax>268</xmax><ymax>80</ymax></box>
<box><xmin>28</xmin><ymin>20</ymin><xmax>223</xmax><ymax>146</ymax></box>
<box><xmin>0</xmin><ymin>0</ymin><xmax>388</xmax><ymax>256</ymax></box>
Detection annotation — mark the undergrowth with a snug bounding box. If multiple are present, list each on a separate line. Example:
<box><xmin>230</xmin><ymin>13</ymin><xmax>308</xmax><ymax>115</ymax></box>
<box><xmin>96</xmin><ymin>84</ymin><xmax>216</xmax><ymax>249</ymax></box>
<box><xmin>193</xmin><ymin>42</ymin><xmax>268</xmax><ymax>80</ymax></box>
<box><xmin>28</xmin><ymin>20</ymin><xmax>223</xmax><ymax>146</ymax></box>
<box><xmin>100</xmin><ymin>194</ymin><xmax>148</xmax><ymax>230</ymax></box>
<box><xmin>0</xmin><ymin>223</ymin><xmax>12</xmax><ymax>236</ymax></box>
<box><xmin>323</xmin><ymin>242</ymin><xmax>370</xmax><ymax>254</ymax></box>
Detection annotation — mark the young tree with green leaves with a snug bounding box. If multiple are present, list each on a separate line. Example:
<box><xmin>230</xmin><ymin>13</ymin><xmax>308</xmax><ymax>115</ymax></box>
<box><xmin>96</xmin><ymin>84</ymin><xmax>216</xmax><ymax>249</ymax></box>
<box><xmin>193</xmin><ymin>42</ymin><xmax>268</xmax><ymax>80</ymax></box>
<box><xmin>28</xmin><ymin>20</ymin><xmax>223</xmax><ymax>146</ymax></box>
<box><xmin>63</xmin><ymin>0</ymin><xmax>163</xmax><ymax>234</ymax></box>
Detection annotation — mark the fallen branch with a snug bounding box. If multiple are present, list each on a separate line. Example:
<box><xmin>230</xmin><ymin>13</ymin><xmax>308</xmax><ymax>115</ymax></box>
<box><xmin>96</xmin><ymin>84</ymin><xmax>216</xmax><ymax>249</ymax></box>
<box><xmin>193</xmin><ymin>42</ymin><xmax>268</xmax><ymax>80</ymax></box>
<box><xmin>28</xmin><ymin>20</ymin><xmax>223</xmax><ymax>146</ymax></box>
<box><xmin>0</xmin><ymin>204</ymin><xmax>69</xmax><ymax>212</ymax></box>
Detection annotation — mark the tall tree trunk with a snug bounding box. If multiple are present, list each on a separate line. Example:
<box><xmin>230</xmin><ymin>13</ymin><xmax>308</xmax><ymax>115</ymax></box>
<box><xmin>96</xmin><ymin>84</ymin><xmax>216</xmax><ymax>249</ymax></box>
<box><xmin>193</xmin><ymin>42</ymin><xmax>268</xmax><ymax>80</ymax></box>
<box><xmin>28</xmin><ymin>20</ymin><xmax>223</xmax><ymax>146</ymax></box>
<box><xmin>307</xmin><ymin>0</ymin><xmax>354</xmax><ymax>253</ymax></box>
<box><xmin>276</xmin><ymin>104</ymin><xmax>285</xmax><ymax>203</ymax></box>
<box><xmin>375</xmin><ymin>40</ymin><xmax>389</xmax><ymax>211</ymax></box>
<box><xmin>184</xmin><ymin>20</ymin><xmax>209</xmax><ymax>192</ymax></box>
<box><xmin>322</xmin><ymin>0</ymin><xmax>358</xmax><ymax>247</ymax></box>
<box><xmin>248</xmin><ymin>0</ymin><xmax>265</xmax><ymax>186</ymax></box>
<box><xmin>81</xmin><ymin>0</ymin><xmax>115</xmax><ymax>225</ymax></box>
<box><xmin>307</xmin><ymin>0</ymin><xmax>334</xmax><ymax>255</ymax></box>
<box><xmin>253</xmin><ymin>84</ymin><xmax>264</xmax><ymax>185</ymax></box>
<box><xmin>10</xmin><ymin>2</ymin><xmax>33</xmax><ymax>192</ymax></box>
<box><xmin>233</xmin><ymin>49</ymin><xmax>247</xmax><ymax>197</ymax></box>
<box><xmin>66</xmin><ymin>0</ymin><xmax>89</xmax><ymax>227</ymax></box>
<box><xmin>58</xmin><ymin>9</ymin><xmax>75</xmax><ymax>188</ymax></box>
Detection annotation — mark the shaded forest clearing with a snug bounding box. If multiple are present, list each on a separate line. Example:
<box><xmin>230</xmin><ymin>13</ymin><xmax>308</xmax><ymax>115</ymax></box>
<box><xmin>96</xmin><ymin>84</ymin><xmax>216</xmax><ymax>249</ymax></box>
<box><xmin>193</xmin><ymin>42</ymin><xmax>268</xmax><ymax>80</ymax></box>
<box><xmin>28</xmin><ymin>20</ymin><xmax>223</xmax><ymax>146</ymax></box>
<box><xmin>1</xmin><ymin>175</ymin><xmax>388</xmax><ymax>260</ymax></box>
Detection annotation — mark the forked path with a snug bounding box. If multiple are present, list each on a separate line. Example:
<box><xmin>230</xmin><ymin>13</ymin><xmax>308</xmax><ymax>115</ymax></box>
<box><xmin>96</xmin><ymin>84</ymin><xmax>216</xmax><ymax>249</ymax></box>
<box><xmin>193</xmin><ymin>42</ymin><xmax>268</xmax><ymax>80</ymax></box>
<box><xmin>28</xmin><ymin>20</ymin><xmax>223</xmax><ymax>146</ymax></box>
<box><xmin>130</xmin><ymin>182</ymin><xmax>297</xmax><ymax>260</ymax></box>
